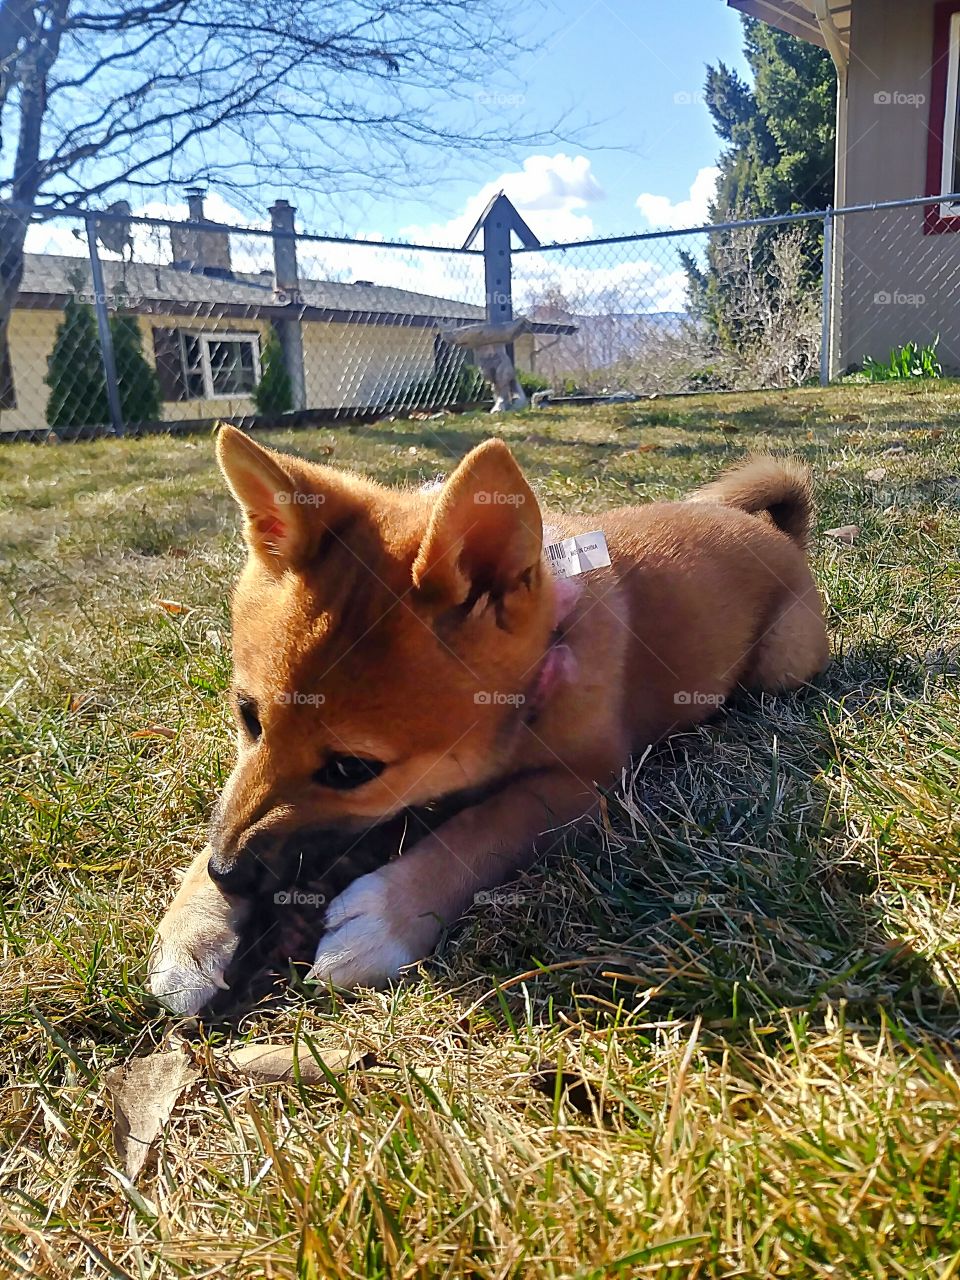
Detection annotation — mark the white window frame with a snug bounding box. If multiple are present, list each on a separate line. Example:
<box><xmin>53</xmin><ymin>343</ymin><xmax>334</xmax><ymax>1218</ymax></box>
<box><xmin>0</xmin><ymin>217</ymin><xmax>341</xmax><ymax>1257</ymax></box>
<box><xmin>178</xmin><ymin>330</ymin><xmax>261</xmax><ymax>400</ymax></box>
<box><xmin>941</xmin><ymin>11</ymin><xmax>960</xmax><ymax>216</ymax></box>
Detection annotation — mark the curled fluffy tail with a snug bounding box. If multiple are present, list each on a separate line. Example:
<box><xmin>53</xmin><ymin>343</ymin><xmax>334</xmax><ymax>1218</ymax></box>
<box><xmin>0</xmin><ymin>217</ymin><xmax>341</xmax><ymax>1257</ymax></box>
<box><xmin>687</xmin><ymin>457</ymin><xmax>815</xmax><ymax>546</ymax></box>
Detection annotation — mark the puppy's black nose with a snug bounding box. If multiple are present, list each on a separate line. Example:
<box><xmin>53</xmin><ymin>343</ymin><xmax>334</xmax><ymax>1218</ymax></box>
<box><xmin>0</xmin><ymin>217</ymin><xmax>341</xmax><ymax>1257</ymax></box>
<box><xmin>207</xmin><ymin>846</ymin><xmax>265</xmax><ymax>896</ymax></box>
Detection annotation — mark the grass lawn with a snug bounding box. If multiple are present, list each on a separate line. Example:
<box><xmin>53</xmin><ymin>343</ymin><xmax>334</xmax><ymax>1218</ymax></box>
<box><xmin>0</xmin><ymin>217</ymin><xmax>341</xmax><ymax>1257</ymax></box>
<box><xmin>1</xmin><ymin>380</ymin><xmax>960</xmax><ymax>1278</ymax></box>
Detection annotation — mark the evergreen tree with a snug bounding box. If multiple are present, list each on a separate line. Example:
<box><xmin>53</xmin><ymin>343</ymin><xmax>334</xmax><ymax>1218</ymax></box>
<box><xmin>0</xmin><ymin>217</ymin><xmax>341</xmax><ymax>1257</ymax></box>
<box><xmin>253</xmin><ymin>325</ymin><xmax>294</xmax><ymax>416</ymax></box>
<box><xmin>683</xmin><ymin>17</ymin><xmax>836</xmax><ymax>362</ymax></box>
<box><xmin>111</xmin><ymin>314</ymin><xmax>161</xmax><ymax>424</ymax></box>
<box><xmin>707</xmin><ymin>20</ymin><xmax>835</xmax><ymax>221</ymax></box>
<box><xmin>45</xmin><ymin>295</ymin><xmax>109</xmax><ymax>429</ymax></box>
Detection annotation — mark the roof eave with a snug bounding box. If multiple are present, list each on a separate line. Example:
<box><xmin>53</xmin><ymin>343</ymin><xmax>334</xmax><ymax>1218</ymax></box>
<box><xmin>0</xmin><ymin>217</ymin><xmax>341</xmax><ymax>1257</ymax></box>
<box><xmin>727</xmin><ymin>0</ymin><xmax>829</xmax><ymax>49</ymax></box>
<box><xmin>13</xmin><ymin>293</ymin><xmax>572</xmax><ymax>334</ymax></box>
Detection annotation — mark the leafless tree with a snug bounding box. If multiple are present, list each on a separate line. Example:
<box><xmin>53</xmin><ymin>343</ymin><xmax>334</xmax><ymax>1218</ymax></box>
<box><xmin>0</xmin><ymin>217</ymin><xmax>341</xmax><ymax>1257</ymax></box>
<box><xmin>0</xmin><ymin>0</ymin><xmax>555</xmax><ymax>381</ymax></box>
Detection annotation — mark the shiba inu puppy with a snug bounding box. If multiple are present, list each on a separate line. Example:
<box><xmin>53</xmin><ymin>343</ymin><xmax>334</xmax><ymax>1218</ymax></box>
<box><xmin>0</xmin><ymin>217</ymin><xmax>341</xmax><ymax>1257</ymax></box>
<box><xmin>148</xmin><ymin>428</ymin><xmax>829</xmax><ymax>1015</ymax></box>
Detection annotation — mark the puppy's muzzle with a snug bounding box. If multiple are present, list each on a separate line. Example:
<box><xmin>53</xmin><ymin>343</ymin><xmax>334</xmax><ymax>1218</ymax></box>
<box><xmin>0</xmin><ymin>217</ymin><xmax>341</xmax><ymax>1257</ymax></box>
<box><xmin>207</xmin><ymin>830</ymin><xmax>291</xmax><ymax>896</ymax></box>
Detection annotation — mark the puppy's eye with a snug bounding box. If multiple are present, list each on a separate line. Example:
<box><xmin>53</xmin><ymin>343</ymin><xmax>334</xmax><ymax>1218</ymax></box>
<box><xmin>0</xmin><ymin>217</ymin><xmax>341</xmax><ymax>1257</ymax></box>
<box><xmin>236</xmin><ymin>695</ymin><xmax>262</xmax><ymax>741</ymax></box>
<box><xmin>313</xmin><ymin>755</ymin><xmax>385</xmax><ymax>791</ymax></box>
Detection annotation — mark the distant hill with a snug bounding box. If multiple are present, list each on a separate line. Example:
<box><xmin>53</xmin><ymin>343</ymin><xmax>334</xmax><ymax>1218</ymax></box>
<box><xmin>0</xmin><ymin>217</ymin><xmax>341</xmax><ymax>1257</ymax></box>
<box><xmin>527</xmin><ymin>306</ymin><xmax>694</xmax><ymax>384</ymax></box>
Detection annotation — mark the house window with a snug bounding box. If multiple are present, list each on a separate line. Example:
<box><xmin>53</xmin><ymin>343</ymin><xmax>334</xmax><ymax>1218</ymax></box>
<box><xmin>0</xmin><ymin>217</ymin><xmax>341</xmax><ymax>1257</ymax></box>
<box><xmin>151</xmin><ymin>326</ymin><xmax>261</xmax><ymax>400</ymax></box>
<box><xmin>927</xmin><ymin>1</ymin><xmax>960</xmax><ymax>229</ymax></box>
<box><xmin>940</xmin><ymin>11</ymin><xmax>960</xmax><ymax>210</ymax></box>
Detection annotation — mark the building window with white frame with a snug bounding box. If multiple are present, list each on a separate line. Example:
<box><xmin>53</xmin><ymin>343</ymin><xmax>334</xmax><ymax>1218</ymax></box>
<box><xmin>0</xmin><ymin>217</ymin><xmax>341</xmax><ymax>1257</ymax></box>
<box><xmin>931</xmin><ymin>3</ymin><xmax>960</xmax><ymax>223</ymax></box>
<box><xmin>151</xmin><ymin>327</ymin><xmax>261</xmax><ymax>401</ymax></box>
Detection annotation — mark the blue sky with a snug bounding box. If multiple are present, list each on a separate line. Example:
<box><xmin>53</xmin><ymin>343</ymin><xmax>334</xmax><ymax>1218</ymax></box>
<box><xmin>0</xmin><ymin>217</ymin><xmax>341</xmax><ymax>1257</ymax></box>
<box><xmin>385</xmin><ymin>0</ymin><xmax>750</xmax><ymax>246</ymax></box>
<box><xmin>139</xmin><ymin>0</ymin><xmax>750</xmax><ymax>246</ymax></box>
<box><xmin>27</xmin><ymin>0</ymin><xmax>750</xmax><ymax>275</ymax></box>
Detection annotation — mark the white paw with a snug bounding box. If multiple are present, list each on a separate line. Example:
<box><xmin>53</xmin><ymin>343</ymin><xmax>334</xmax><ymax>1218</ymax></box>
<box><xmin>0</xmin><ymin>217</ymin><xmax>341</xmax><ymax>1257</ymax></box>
<box><xmin>147</xmin><ymin>934</ymin><xmax>235</xmax><ymax>1017</ymax></box>
<box><xmin>308</xmin><ymin>868</ymin><xmax>422</xmax><ymax>989</ymax></box>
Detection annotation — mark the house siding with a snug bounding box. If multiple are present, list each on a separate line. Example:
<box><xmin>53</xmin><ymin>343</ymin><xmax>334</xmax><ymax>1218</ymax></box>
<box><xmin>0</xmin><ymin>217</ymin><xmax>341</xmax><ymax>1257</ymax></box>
<box><xmin>0</xmin><ymin>311</ymin><xmax>269</xmax><ymax>434</ymax></box>
<box><xmin>301</xmin><ymin>323</ymin><xmax>437</xmax><ymax>410</ymax></box>
<box><xmin>840</xmin><ymin>0</ymin><xmax>960</xmax><ymax>369</ymax></box>
<box><xmin>1</xmin><ymin>312</ymin><xmax>524</xmax><ymax>433</ymax></box>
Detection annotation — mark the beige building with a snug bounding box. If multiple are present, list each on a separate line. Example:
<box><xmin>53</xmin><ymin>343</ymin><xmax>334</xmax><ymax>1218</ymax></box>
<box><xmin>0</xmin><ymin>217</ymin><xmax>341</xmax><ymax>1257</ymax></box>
<box><xmin>0</xmin><ymin>202</ymin><xmax>554</xmax><ymax>436</ymax></box>
<box><xmin>731</xmin><ymin>0</ymin><xmax>960</xmax><ymax>373</ymax></box>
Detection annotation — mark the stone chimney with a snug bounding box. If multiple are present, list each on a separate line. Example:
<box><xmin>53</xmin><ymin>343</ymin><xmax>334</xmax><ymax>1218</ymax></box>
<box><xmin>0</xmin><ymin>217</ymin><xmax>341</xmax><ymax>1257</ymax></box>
<box><xmin>170</xmin><ymin>187</ymin><xmax>232</xmax><ymax>277</ymax></box>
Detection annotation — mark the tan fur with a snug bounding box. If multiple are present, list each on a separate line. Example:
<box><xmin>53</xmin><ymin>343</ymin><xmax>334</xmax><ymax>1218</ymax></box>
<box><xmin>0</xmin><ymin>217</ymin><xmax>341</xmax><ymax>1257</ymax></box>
<box><xmin>148</xmin><ymin>433</ymin><xmax>829</xmax><ymax>1012</ymax></box>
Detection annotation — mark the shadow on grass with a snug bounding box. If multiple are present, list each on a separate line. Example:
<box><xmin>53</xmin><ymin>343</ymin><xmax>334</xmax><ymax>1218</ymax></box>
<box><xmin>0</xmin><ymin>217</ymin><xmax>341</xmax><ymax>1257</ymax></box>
<box><xmin>462</xmin><ymin>651</ymin><xmax>960</xmax><ymax>1055</ymax></box>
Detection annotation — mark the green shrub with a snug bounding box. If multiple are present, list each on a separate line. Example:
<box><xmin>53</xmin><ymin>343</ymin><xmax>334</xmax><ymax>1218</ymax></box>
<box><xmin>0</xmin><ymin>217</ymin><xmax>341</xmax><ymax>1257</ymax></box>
<box><xmin>253</xmin><ymin>325</ymin><xmax>294</xmax><ymax>416</ymax></box>
<box><xmin>864</xmin><ymin>339</ymin><xmax>942</xmax><ymax>382</ymax></box>
<box><xmin>112</xmin><ymin>315</ymin><xmax>161</xmax><ymax>423</ymax></box>
<box><xmin>517</xmin><ymin>369</ymin><xmax>551</xmax><ymax>396</ymax></box>
<box><xmin>45</xmin><ymin>297</ymin><xmax>110</xmax><ymax>429</ymax></box>
<box><xmin>46</xmin><ymin>296</ymin><xmax>162</xmax><ymax>429</ymax></box>
<box><xmin>395</xmin><ymin>360</ymin><xmax>486</xmax><ymax>409</ymax></box>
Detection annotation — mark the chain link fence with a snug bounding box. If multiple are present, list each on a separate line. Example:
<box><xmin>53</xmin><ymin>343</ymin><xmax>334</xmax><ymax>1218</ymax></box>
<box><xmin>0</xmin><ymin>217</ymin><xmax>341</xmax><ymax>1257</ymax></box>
<box><xmin>513</xmin><ymin>214</ymin><xmax>826</xmax><ymax>397</ymax></box>
<box><xmin>2</xmin><ymin>192</ymin><xmax>959</xmax><ymax>440</ymax></box>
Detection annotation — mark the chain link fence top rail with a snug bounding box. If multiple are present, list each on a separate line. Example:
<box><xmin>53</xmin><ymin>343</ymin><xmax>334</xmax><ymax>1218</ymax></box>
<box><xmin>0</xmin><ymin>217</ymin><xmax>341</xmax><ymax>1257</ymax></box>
<box><xmin>2</xmin><ymin>192</ymin><xmax>958</xmax><ymax>440</ymax></box>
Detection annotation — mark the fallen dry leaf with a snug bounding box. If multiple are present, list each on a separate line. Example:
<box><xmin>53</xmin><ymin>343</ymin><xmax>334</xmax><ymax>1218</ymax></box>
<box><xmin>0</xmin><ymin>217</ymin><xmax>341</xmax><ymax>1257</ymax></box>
<box><xmin>106</xmin><ymin>1049</ymin><xmax>200</xmax><ymax>1181</ymax></box>
<box><xmin>865</xmin><ymin>468</ymin><xmax>887</xmax><ymax>483</ymax></box>
<box><xmin>130</xmin><ymin>725</ymin><xmax>176</xmax><ymax>741</ymax></box>
<box><xmin>155</xmin><ymin>599</ymin><xmax>186</xmax><ymax>615</ymax></box>
<box><xmin>824</xmin><ymin>524</ymin><xmax>860</xmax><ymax>545</ymax></box>
<box><xmin>219</xmin><ymin>1042</ymin><xmax>373</xmax><ymax>1085</ymax></box>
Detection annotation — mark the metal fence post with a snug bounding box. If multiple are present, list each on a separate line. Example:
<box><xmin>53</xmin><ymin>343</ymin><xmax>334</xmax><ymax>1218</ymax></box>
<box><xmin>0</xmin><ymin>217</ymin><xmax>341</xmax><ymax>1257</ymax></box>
<box><xmin>84</xmin><ymin>213</ymin><xmax>124</xmax><ymax>436</ymax></box>
<box><xmin>820</xmin><ymin>206</ymin><xmax>834</xmax><ymax>387</ymax></box>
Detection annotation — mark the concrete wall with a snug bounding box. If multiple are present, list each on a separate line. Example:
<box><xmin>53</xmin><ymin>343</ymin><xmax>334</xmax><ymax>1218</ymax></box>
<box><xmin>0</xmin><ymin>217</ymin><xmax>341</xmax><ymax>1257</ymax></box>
<box><xmin>839</xmin><ymin>0</ymin><xmax>960</xmax><ymax>369</ymax></box>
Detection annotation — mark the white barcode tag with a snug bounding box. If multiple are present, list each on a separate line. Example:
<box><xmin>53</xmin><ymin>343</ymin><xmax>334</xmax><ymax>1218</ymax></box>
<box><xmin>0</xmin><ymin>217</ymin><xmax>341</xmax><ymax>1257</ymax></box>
<box><xmin>544</xmin><ymin>530</ymin><xmax>611</xmax><ymax>579</ymax></box>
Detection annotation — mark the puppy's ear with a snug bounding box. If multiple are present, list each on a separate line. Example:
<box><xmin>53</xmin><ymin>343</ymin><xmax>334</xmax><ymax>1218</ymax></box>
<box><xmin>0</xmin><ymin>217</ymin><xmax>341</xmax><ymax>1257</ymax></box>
<box><xmin>413</xmin><ymin>439</ymin><xmax>542</xmax><ymax>604</ymax></box>
<box><xmin>216</xmin><ymin>425</ymin><xmax>314</xmax><ymax>565</ymax></box>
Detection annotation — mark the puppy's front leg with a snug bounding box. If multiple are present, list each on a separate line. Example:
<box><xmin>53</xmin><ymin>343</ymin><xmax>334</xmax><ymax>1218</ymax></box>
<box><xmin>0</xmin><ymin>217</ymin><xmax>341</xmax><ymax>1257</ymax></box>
<box><xmin>147</xmin><ymin>846</ymin><xmax>250</xmax><ymax>1015</ymax></box>
<box><xmin>310</xmin><ymin>763</ymin><xmax>606</xmax><ymax>988</ymax></box>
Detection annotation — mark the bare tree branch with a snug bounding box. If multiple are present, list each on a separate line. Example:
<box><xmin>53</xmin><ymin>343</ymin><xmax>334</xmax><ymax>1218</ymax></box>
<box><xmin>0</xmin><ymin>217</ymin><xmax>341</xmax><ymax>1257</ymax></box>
<box><xmin>1</xmin><ymin>0</ymin><xmax>567</xmax><ymax>368</ymax></box>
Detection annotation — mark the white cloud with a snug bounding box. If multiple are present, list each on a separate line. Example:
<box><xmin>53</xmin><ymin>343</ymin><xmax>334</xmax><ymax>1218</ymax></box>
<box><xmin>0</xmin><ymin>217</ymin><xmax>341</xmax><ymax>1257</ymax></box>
<box><xmin>635</xmin><ymin>166</ymin><xmax>719</xmax><ymax>231</ymax></box>
<box><xmin>401</xmin><ymin>153</ymin><xmax>605</xmax><ymax>247</ymax></box>
<box><xmin>19</xmin><ymin>159</ymin><xmax>692</xmax><ymax>320</ymax></box>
